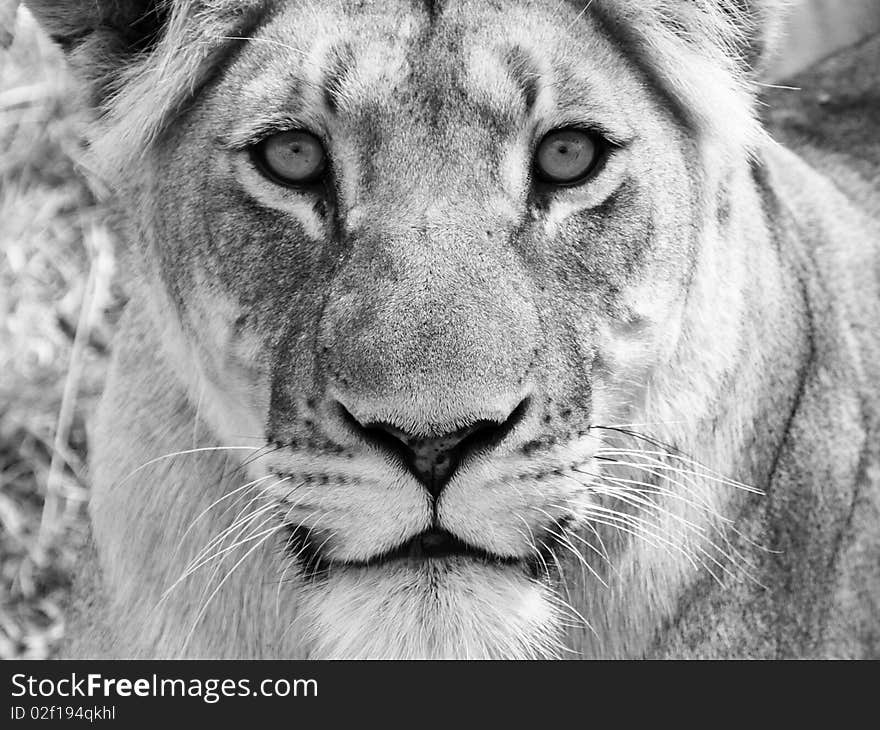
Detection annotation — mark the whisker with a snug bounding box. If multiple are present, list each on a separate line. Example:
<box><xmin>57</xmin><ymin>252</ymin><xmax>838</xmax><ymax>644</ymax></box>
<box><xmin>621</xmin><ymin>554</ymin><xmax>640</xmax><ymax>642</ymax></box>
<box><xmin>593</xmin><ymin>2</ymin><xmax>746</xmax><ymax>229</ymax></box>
<box><xmin>210</xmin><ymin>35</ymin><xmax>310</xmax><ymax>58</ymax></box>
<box><xmin>565</xmin><ymin>0</ymin><xmax>596</xmax><ymax>33</ymax></box>
<box><xmin>594</xmin><ymin>455</ymin><xmax>734</xmax><ymax>512</ymax></box>
<box><xmin>577</xmin><ymin>471</ymin><xmax>708</xmax><ymax>533</ymax></box>
<box><xmin>595</xmin><ymin>445</ymin><xmax>762</xmax><ymax>493</ymax></box>
<box><xmin>118</xmin><ymin>446</ymin><xmax>263</xmax><ymax>487</ymax></box>
<box><xmin>182</xmin><ymin>512</ymin><xmax>281</xmax><ymax>582</ymax></box>
<box><xmin>580</xmin><ymin>506</ymin><xmax>703</xmax><ymax>572</ymax></box>
<box><xmin>582</xmin><ymin>484</ymin><xmax>758</xmax><ymax>586</ymax></box>
<box><xmin>533</xmin><ymin>506</ymin><xmax>609</xmax><ymax>588</ymax></box>
<box><xmin>188</xmin><ymin>485</ymin><xmax>283</xmax><ymax>568</ymax></box>
<box><xmin>162</xmin><ymin>507</ymin><xmax>277</xmax><ymax>602</ymax></box>
<box><xmin>592</xmin><ymin>453</ymin><xmax>776</xmax><ymax>558</ymax></box>
<box><xmin>514</xmin><ymin>513</ymin><xmax>551</xmax><ymax>578</ymax></box>
<box><xmin>575</xmin><ymin>515</ymin><xmax>613</xmax><ymax>564</ymax></box>
<box><xmin>189</xmin><ymin>522</ymin><xmax>284</xmax><ymax>584</ymax></box>
<box><xmin>227</xmin><ymin>442</ymin><xmax>289</xmax><ymax>481</ymax></box>
<box><xmin>161</xmin><ymin>478</ymin><xmax>298</xmax><ymax>609</ymax></box>
<box><xmin>598</xmin><ymin>420</ymin><xmax>688</xmax><ymax>429</ymax></box>
<box><xmin>541</xmin><ymin>536</ymin><xmax>576</xmax><ymax>606</ymax></box>
<box><xmin>564</xmin><ymin>527</ymin><xmax>618</xmax><ymax>582</ymax></box>
<box><xmin>544</xmin><ymin>590</ymin><xmax>598</xmax><ymax>638</ymax></box>
<box><xmin>172</xmin><ymin>474</ymin><xmax>277</xmax><ymax>560</ymax></box>
<box><xmin>180</xmin><ymin>523</ymin><xmax>285</xmax><ymax>655</ymax></box>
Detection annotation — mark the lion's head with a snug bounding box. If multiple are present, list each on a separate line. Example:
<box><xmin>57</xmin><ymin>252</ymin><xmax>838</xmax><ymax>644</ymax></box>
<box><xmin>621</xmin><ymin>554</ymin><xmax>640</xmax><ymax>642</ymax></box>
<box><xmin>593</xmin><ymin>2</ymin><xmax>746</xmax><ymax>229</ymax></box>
<box><xmin>30</xmin><ymin>0</ymin><xmax>797</xmax><ymax>658</ymax></box>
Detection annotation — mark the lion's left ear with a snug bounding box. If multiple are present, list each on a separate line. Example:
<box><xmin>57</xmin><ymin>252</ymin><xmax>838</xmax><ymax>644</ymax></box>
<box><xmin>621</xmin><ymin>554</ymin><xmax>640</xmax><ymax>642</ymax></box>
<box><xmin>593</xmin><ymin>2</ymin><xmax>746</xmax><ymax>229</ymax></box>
<box><xmin>23</xmin><ymin>1</ymin><xmax>268</xmax><ymax>179</ymax></box>
<box><xmin>24</xmin><ymin>1</ymin><xmax>173</xmax><ymax>106</ymax></box>
<box><xmin>718</xmin><ymin>0</ymin><xmax>790</xmax><ymax>76</ymax></box>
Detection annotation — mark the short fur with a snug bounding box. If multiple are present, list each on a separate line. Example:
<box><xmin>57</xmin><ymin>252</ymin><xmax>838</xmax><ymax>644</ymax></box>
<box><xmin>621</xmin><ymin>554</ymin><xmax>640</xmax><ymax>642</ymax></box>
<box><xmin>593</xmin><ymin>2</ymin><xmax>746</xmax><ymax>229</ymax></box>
<box><xmin>26</xmin><ymin>0</ymin><xmax>880</xmax><ymax>658</ymax></box>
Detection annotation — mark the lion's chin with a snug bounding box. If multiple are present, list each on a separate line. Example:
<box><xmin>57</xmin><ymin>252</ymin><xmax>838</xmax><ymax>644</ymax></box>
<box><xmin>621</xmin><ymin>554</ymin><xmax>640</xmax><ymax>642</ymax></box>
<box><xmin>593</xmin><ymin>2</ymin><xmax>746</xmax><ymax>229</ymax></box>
<box><xmin>292</xmin><ymin>559</ymin><xmax>562</xmax><ymax>659</ymax></box>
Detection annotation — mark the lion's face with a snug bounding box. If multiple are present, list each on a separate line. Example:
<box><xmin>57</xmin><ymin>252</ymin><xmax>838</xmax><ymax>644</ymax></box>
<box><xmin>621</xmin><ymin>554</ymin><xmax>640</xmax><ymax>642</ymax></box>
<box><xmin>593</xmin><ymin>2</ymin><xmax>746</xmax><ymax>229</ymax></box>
<box><xmin>131</xmin><ymin>0</ymin><xmax>719</xmax><ymax>657</ymax></box>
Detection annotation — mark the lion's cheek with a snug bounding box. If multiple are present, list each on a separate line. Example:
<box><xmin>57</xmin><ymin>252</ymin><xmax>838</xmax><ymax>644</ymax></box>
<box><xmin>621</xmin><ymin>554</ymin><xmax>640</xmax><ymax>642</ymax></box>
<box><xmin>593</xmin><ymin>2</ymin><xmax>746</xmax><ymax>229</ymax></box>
<box><xmin>151</xmin><ymin>273</ymin><xmax>274</xmax><ymax>446</ymax></box>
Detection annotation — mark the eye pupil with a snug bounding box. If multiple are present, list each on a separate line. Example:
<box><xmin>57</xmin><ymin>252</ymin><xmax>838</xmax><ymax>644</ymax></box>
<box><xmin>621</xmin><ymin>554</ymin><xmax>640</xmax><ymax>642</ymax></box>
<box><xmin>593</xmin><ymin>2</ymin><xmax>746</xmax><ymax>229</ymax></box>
<box><xmin>534</xmin><ymin>128</ymin><xmax>600</xmax><ymax>185</ymax></box>
<box><xmin>256</xmin><ymin>130</ymin><xmax>326</xmax><ymax>186</ymax></box>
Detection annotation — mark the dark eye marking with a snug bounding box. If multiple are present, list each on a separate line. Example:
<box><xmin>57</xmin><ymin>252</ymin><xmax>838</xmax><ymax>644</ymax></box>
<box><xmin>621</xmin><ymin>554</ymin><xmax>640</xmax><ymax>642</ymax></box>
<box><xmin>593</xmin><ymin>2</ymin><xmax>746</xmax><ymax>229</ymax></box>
<box><xmin>322</xmin><ymin>42</ymin><xmax>355</xmax><ymax>114</ymax></box>
<box><xmin>504</xmin><ymin>45</ymin><xmax>541</xmax><ymax>114</ymax></box>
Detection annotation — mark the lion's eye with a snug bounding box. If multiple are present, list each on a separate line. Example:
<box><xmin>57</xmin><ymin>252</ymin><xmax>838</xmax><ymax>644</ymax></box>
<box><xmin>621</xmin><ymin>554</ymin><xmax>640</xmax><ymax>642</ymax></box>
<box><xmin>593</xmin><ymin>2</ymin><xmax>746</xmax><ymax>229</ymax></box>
<box><xmin>533</xmin><ymin>128</ymin><xmax>600</xmax><ymax>185</ymax></box>
<box><xmin>254</xmin><ymin>130</ymin><xmax>327</xmax><ymax>186</ymax></box>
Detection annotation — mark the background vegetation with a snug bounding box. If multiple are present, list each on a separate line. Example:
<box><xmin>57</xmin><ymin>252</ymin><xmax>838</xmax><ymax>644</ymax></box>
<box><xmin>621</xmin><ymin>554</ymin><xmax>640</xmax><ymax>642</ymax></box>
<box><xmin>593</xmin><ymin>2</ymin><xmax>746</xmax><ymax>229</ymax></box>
<box><xmin>0</xmin><ymin>5</ymin><xmax>120</xmax><ymax>658</ymax></box>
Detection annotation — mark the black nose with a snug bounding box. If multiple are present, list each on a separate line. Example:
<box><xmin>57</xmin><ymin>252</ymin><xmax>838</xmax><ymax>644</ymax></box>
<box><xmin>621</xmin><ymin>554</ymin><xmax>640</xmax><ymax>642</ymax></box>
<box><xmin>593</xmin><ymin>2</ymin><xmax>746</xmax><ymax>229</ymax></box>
<box><xmin>344</xmin><ymin>400</ymin><xmax>528</xmax><ymax>497</ymax></box>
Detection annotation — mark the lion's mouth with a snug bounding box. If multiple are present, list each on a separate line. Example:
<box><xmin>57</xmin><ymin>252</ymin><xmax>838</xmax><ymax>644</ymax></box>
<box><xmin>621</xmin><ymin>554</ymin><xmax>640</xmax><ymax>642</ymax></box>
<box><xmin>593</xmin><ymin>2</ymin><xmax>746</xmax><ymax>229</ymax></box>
<box><xmin>362</xmin><ymin>529</ymin><xmax>523</xmax><ymax>565</ymax></box>
<box><xmin>286</xmin><ymin>526</ymin><xmax>534</xmax><ymax>579</ymax></box>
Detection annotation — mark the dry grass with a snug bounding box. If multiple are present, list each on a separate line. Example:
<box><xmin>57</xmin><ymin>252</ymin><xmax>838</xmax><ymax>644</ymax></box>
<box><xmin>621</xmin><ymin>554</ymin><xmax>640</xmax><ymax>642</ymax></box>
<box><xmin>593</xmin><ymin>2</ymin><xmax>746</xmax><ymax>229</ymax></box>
<box><xmin>0</xmin><ymin>6</ymin><xmax>121</xmax><ymax>659</ymax></box>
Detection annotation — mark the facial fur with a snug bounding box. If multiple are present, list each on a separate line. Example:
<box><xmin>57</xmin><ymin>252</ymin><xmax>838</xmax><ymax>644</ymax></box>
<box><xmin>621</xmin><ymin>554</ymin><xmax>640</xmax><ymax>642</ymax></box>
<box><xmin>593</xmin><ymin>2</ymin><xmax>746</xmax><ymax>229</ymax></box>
<box><xmin>120</xmin><ymin>0</ymin><xmax>753</xmax><ymax>658</ymax></box>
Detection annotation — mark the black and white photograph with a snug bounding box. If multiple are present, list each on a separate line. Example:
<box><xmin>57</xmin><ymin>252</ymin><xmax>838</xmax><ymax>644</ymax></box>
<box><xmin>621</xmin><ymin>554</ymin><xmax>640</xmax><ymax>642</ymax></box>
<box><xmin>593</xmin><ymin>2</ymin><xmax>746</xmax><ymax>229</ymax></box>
<box><xmin>1</xmin><ymin>0</ymin><xmax>879</xmax><ymax>680</ymax></box>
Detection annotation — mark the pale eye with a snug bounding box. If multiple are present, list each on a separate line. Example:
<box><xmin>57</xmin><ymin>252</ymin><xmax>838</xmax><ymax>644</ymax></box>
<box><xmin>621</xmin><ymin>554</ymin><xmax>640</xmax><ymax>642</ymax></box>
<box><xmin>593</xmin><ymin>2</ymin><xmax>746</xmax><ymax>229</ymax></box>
<box><xmin>254</xmin><ymin>130</ymin><xmax>327</xmax><ymax>186</ymax></box>
<box><xmin>534</xmin><ymin>128</ymin><xmax>600</xmax><ymax>185</ymax></box>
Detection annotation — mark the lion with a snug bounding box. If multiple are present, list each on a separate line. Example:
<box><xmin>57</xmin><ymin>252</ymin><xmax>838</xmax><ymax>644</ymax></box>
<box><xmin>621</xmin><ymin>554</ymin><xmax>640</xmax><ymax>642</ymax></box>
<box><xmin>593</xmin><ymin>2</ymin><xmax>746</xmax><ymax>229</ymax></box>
<box><xmin>26</xmin><ymin>0</ymin><xmax>880</xmax><ymax>659</ymax></box>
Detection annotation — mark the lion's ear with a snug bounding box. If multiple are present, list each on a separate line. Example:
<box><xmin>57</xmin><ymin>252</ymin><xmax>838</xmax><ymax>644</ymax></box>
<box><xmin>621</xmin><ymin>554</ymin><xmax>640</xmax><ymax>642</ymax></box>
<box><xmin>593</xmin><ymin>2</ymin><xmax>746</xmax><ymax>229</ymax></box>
<box><xmin>24</xmin><ymin>1</ymin><xmax>265</xmax><ymax>179</ymax></box>
<box><xmin>719</xmin><ymin>0</ymin><xmax>790</xmax><ymax>76</ymax></box>
<box><xmin>25</xmin><ymin>1</ymin><xmax>171</xmax><ymax>103</ymax></box>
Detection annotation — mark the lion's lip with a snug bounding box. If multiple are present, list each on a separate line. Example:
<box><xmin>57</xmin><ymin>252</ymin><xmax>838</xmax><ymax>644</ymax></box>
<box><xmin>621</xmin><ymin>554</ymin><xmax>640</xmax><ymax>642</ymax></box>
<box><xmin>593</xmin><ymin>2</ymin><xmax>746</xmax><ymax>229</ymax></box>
<box><xmin>369</xmin><ymin>528</ymin><xmax>521</xmax><ymax>565</ymax></box>
<box><xmin>286</xmin><ymin>525</ymin><xmax>525</xmax><ymax>578</ymax></box>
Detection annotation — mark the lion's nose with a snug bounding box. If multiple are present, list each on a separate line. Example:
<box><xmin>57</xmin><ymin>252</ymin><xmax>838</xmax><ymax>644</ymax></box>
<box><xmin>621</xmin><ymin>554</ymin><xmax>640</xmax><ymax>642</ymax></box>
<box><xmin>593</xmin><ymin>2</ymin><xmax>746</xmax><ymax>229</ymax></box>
<box><xmin>342</xmin><ymin>400</ymin><xmax>529</xmax><ymax>498</ymax></box>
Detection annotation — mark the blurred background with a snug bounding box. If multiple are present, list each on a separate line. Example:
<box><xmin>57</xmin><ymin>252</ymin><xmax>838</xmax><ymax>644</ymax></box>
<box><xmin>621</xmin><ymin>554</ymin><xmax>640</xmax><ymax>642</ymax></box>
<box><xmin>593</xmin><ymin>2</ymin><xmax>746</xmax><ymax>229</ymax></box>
<box><xmin>1</xmin><ymin>0</ymin><xmax>879</xmax><ymax>659</ymax></box>
<box><xmin>772</xmin><ymin>0</ymin><xmax>880</xmax><ymax>78</ymax></box>
<box><xmin>0</xmin><ymin>3</ymin><xmax>121</xmax><ymax>659</ymax></box>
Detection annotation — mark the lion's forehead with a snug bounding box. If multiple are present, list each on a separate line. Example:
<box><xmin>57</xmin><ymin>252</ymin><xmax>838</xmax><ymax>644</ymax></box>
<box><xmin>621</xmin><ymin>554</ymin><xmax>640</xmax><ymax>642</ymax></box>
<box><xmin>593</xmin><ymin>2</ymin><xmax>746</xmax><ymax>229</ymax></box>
<box><xmin>222</xmin><ymin>0</ymin><xmax>631</xmax><ymax>163</ymax></box>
